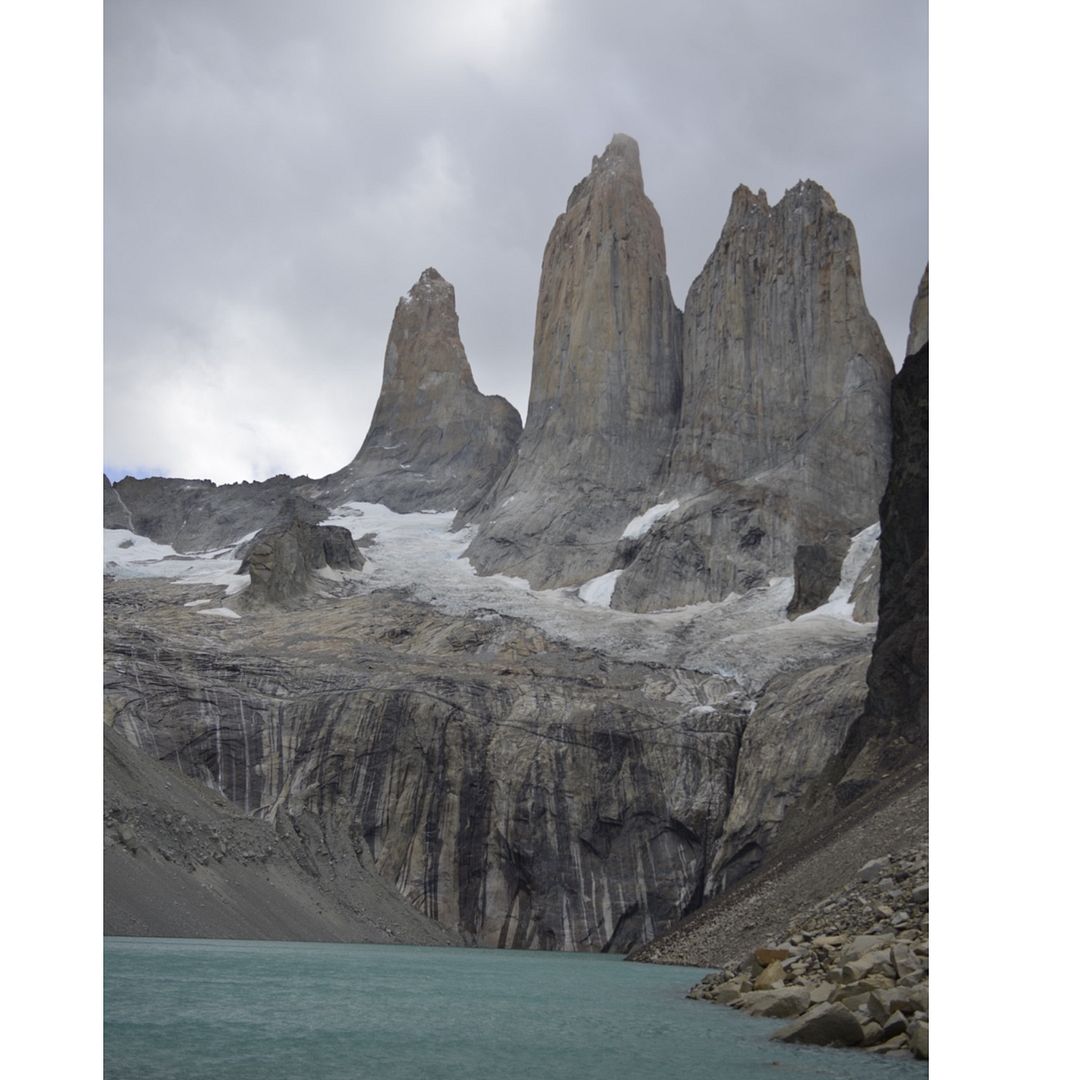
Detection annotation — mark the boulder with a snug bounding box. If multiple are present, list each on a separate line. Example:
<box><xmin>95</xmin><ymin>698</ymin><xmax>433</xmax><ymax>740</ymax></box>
<box><xmin>238</xmin><ymin>511</ymin><xmax>363</xmax><ymax>607</ymax></box>
<box><xmin>754</xmin><ymin>946</ymin><xmax>794</xmax><ymax>966</ymax></box>
<box><xmin>753</xmin><ymin>960</ymin><xmax>786</xmax><ymax>990</ymax></box>
<box><xmin>735</xmin><ymin>988</ymin><xmax>811</xmax><ymax>1019</ymax></box>
<box><xmin>908</xmin><ymin>1019</ymin><xmax>929</xmax><ymax>1060</ymax></box>
<box><xmin>771</xmin><ymin>1002</ymin><xmax>865</xmax><ymax>1047</ymax></box>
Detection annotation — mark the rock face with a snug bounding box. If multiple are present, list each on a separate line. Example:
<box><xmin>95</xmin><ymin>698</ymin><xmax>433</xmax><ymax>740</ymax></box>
<box><xmin>109</xmin><ymin>473</ymin><xmax>326</xmax><ymax>552</ymax></box>
<box><xmin>104</xmin><ymin>723</ymin><xmax>459</xmax><ymax>945</ymax></box>
<box><xmin>462</xmin><ymin>134</ymin><xmax>683</xmax><ymax>588</ymax></box>
<box><xmin>614</xmin><ymin>181</ymin><xmax>894</xmax><ymax>611</ymax></box>
<box><xmin>104</xmin><ymin>475</ymin><xmax>135</xmax><ymax>531</ymax></box>
<box><xmin>238</xmin><ymin>509</ymin><xmax>364</xmax><ymax>608</ymax></box>
<box><xmin>105</xmin><ymin>578</ymin><xmax>748</xmax><ymax>952</ymax></box>
<box><xmin>840</xmin><ymin>266</ymin><xmax>929</xmax><ymax>788</ymax></box>
<box><xmin>310</xmin><ymin>269</ymin><xmax>521</xmax><ymax>513</ymax></box>
<box><xmin>705</xmin><ymin>656</ymin><xmax>873</xmax><ymax>893</ymax></box>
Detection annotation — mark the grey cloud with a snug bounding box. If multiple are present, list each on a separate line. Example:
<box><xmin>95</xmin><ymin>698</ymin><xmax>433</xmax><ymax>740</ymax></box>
<box><xmin>105</xmin><ymin>0</ymin><xmax>927</xmax><ymax>484</ymax></box>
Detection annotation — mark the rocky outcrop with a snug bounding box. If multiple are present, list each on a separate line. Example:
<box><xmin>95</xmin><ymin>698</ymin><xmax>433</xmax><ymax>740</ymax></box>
<box><xmin>104</xmin><ymin>475</ymin><xmax>135</xmax><ymax>531</ymax></box>
<box><xmin>105</xmin><ymin>578</ymin><xmax>749</xmax><ymax>952</ymax></box>
<box><xmin>685</xmin><ymin>840</ymin><xmax>929</xmax><ymax>1059</ymax></box>
<box><xmin>110</xmin><ymin>473</ymin><xmax>326</xmax><ymax>552</ymax></box>
<box><xmin>104</xmin><ymin>723</ymin><xmax>460</xmax><ymax>945</ymax></box>
<box><xmin>309</xmin><ymin>269</ymin><xmax>521</xmax><ymax>513</ymax></box>
<box><xmin>461</xmin><ymin>134</ymin><xmax>683</xmax><ymax>588</ymax></box>
<box><xmin>237</xmin><ymin>510</ymin><xmax>364</xmax><ymax>608</ymax></box>
<box><xmin>614</xmin><ymin>181</ymin><xmax>894</xmax><ymax>612</ymax></box>
<box><xmin>787</xmin><ymin>543</ymin><xmax>847</xmax><ymax>618</ymax></box>
<box><xmin>705</xmin><ymin>656</ymin><xmax>872</xmax><ymax>893</ymax></box>
<box><xmin>839</xmin><ymin>266</ymin><xmax>929</xmax><ymax>791</ymax></box>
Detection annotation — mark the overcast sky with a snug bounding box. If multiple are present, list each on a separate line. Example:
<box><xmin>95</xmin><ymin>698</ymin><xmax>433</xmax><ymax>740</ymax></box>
<box><xmin>104</xmin><ymin>0</ymin><xmax>927</xmax><ymax>485</ymax></box>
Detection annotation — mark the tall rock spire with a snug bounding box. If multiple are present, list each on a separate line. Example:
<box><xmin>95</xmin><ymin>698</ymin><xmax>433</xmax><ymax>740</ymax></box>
<box><xmin>613</xmin><ymin>180</ymin><xmax>895</xmax><ymax>611</ymax></box>
<box><xmin>462</xmin><ymin>134</ymin><xmax>683</xmax><ymax>588</ymax></box>
<box><xmin>312</xmin><ymin>268</ymin><xmax>521</xmax><ymax>512</ymax></box>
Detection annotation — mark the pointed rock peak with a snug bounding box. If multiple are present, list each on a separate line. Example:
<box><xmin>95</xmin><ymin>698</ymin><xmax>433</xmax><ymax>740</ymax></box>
<box><xmin>403</xmin><ymin>266</ymin><xmax>454</xmax><ymax>306</ymax></box>
<box><xmin>729</xmin><ymin>184</ymin><xmax>771</xmax><ymax>217</ymax></box>
<box><xmin>594</xmin><ymin>132</ymin><xmax>641</xmax><ymax>175</ymax></box>
<box><xmin>906</xmin><ymin>264</ymin><xmax>929</xmax><ymax>357</ymax></box>
<box><xmin>568</xmin><ymin>133</ymin><xmax>644</xmax><ymax>209</ymax></box>
<box><xmin>780</xmin><ymin>179</ymin><xmax>837</xmax><ymax>213</ymax></box>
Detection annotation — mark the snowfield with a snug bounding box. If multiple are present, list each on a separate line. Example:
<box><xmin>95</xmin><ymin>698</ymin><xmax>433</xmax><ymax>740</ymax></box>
<box><xmin>103</xmin><ymin>503</ymin><xmax>879</xmax><ymax>690</ymax></box>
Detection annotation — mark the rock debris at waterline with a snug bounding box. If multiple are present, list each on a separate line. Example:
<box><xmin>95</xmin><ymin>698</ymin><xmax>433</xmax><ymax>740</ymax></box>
<box><xmin>688</xmin><ymin>843</ymin><xmax>929</xmax><ymax>1061</ymax></box>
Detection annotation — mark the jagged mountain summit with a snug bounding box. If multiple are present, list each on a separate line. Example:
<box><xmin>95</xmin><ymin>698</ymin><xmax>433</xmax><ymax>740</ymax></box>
<box><xmin>105</xmin><ymin>268</ymin><xmax>520</xmax><ymax>552</ymax></box>
<box><xmin>309</xmin><ymin>268</ymin><xmax>522</xmax><ymax>512</ymax></box>
<box><xmin>458</xmin><ymin>137</ymin><xmax>893</xmax><ymax>615</ymax></box>
<box><xmin>460</xmin><ymin>134</ymin><xmax>683</xmax><ymax>588</ymax></box>
<box><xmin>614</xmin><ymin>179</ymin><xmax>895</xmax><ymax>612</ymax></box>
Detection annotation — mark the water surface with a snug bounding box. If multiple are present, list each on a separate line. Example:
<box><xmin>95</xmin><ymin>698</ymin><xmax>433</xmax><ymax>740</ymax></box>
<box><xmin>105</xmin><ymin>938</ymin><xmax>926</xmax><ymax>1079</ymax></box>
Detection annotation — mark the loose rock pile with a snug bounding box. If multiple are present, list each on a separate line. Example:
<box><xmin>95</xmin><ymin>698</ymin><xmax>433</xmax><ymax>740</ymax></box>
<box><xmin>688</xmin><ymin>842</ymin><xmax>928</xmax><ymax>1060</ymax></box>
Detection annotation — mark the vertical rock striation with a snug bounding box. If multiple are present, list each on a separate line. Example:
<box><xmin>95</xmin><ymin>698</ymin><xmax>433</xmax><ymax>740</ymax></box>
<box><xmin>461</xmin><ymin>134</ymin><xmax>683</xmax><ymax>588</ymax></box>
<box><xmin>613</xmin><ymin>181</ymin><xmax>895</xmax><ymax>611</ymax></box>
<box><xmin>311</xmin><ymin>268</ymin><xmax>522</xmax><ymax>512</ymax></box>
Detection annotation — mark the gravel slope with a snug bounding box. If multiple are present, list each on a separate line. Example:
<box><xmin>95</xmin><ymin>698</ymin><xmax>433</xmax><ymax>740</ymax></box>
<box><xmin>630</xmin><ymin>759</ymin><xmax>928</xmax><ymax>970</ymax></box>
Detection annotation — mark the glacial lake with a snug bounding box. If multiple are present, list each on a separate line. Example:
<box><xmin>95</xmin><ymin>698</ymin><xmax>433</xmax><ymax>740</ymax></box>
<box><xmin>104</xmin><ymin>938</ymin><xmax>927</xmax><ymax>1079</ymax></box>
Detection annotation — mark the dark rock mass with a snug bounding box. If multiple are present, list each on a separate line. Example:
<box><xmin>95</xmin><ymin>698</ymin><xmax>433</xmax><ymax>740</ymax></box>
<box><xmin>461</xmin><ymin>134</ymin><xmax>684</xmax><ymax>588</ymax></box>
<box><xmin>839</xmin><ymin>266</ymin><xmax>929</xmax><ymax>788</ymax></box>
<box><xmin>238</xmin><ymin>506</ymin><xmax>364</xmax><ymax>608</ymax></box>
<box><xmin>307</xmin><ymin>268</ymin><xmax>521</xmax><ymax>512</ymax></box>
<box><xmin>787</xmin><ymin>543</ymin><xmax>847</xmax><ymax>619</ymax></box>
<box><xmin>614</xmin><ymin>181</ymin><xmax>894</xmax><ymax>611</ymax></box>
<box><xmin>104</xmin><ymin>474</ymin><xmax>134</xmax><ymax>531</ymax></box>
<box><xmin>109</xmin><ymin>472</ymin><xmax>326</xmax><ymax>553</ymax></box>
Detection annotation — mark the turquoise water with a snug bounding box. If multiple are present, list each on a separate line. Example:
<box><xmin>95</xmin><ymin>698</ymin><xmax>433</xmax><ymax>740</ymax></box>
<box><xmin>104</xmin><ymin>938</ymin><xmax>926</xmax><ymax>1079</ymax></box>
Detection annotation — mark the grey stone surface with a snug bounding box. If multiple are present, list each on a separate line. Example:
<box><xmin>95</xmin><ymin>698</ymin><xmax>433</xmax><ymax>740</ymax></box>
<box><xmin>461</xmin><ymin>134</ymin><xmax>683</xmax><ymax>588</ymax></box>
<box><xmin>771</xmin><ymin>1002</ymin><xmax>865</xmax><ymax>1046</ymax></box>
<box><xmin>616</xmin><ymin>180</ymin><xmax>894</xmax><ymax>611</ymax></box>
<box><xmin>907</xmin><ymin>1018</ymin><xmax>929</xmax><ymax>1060</ymax></box>
<box><xmin>104</xmin><ymin>475</ymin><xmax>135</xmax><ymax>531</ymax></box>
<box><xmin>736</xmin><ymin>988</ymin><xmax>811</xmax><ymax>1019</ymax></box>
<box><xmin>105</xmin><ymin>578</ymin><xmax>747</xmax><ymax>952</ymax></box>
<box><xmin>787</xmin><ymin>543</ymin><xmax>846</xmax><ymax>619</ymax></box>
<box><xmin>104</xmin><ymin>723</ymin><xmax>460</xmax><ymax>945</ymax></box>
<box><xmin>110</xmin><ymin>473</ymin><xmax>325</xmax><ymax>553</ymax></box>
<box><xmin>308</xmin><ymin>268</ymin><xmax>521</xmax><ymax>513</ymax></box>
<box><xmin>706</xmin><ymin>656</ymin><xmax>872</xmax><ymax>893</ymax></box>
<box><xmin>238</xmin><ymin>509</ymin><xmax>364</xmax><ymax>608</ymax></box>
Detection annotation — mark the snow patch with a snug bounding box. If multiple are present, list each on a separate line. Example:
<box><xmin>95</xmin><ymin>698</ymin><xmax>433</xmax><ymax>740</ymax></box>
<box><xmin>621</xmin><ymin>500</ymin><xmax>680</xmax><ymax>541</ymax></box>
<box><xmin>184</xmin><ymin>598</ymin><xmax>212</xmax><ymax>608</ymax></box>
<box><xmin>796</xmin><ymin>522</ymin><xmax>881</xmax><ymax>623</ymax></box>
<box><xmin>198</xmin><ymin>607</ymin><xmax>241</xmax><ymax>619</ymax></box>
<box><xmin>578</xmin><ymin>570</ymin><xmax>624</xmax><ymax>608</ymax></box>
<box><xmin>104</xmin><ymin>527</ymin><xmax>249</xmax><ymax>594</ymax></box>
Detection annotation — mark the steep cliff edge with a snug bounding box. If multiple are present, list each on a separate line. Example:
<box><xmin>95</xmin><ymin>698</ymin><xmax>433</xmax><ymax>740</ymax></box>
<box><xmin>837</xmin><ymin>265</ymin><xmax>929</xmax><ymax>792</ymax></box>
<box><xmin>613</xmin><ymin>181</ymin><xmax>894</xmax><ymax>612</ymax></box>
<box><xmin>461</xmin><ymin>134</ymin><xmax>683</xmax><ymax>588</ymax></box>
<box><xmin>308</xmin><ymin>268</ymin><xmax>521</xmax><ymax>512</ymax></box>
